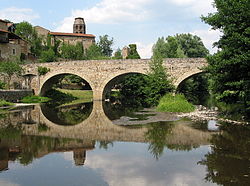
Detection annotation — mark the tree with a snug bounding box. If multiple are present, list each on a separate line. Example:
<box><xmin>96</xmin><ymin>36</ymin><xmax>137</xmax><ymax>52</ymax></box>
<box><xmin>40</xmin><ymin>48</ymin><xmax>57</xmax><ymax>62</ymax></box>
<box><xmin>0</xmin><ymin>58</ymin><xmax>23</xmax><ymax>89</ymax></box>
<box><xmin>97</xmin><ymin>35</ymin><xmax>114</xmax><ymax>57</ymax></box>
<box><xmin>85</xmin><ymin>44</ymin><xmax>104</xmax><ymax>59</ymax></box>
<box><xmin>15</xmin><ymin>22</ymin><xmax>33</xmax><ymax>41</ymax></box>
<box><xmin>176</xmin><ymin>33</ymin><xmax>209</xmax><ymax>57</ymax></box>
<box><xmin>119</xmin><ymin>52</ymin><xmax>174</xmax><ymax>107</ymax></box>
<box><xmin>127</xmin><ymin>44</ymin><xmax>140</xmax><ymax>59</ymax></box>
<box><xmin>60</xmin><ymin>42</ymin><xmax>84</xmax><ymax>60</ymax></box>
<box><xmin>144</xmin><ymin>52</ymin><xmax>174</xmax><ymax>105</ymax></box>
<box><xmin>114</xmin><ymin>48</ymin><xmax>122</xmax><ymax>59</ymax></box>
<box><xmin>15</xmin><ymin>21</ymin><xmax>43</xmax><ymax>57</ymax></box>
<box><xmin>153</xmin><ymin>34</ymin><xmax>209</xmax><ymax>58</ymax></box>
<box><xmin>202</xmin><ymin>0</ymin><xmax>250</xmax><ymax>118</ymax></box>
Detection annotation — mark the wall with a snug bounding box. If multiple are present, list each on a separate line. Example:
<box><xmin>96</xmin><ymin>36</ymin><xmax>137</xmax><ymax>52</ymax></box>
<box><xmin>0</xmin><ymin>43</ymin><xmax>21</xmax><ymax>59</ymax></box>
<box><xmin>0</xmin><ymin>90</ymin><xmax>33</xmax><ymax>102</ymax></box>
<box><xmin>52</xmin><ymin>35</ymin><xmax>95</xmax><ymax>51</ymax></box>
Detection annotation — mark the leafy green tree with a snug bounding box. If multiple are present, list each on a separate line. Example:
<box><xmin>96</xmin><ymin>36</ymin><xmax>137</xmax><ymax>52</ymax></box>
<box><xmin>40</xmin><ymin>48</ymin><xmax>57</xmax><ymax>62</ymax></box>
<box><xmin>176</xmin><ymin>33</ymin><xmax>209</xmax><ymax>57</ymax></box>
<box><xmin>119</xmin><ymin>52</ymin><xmax>174</xmax><ymax>107</ymax></box>
<box><xmin>15</xmin><ymin>21</ymin><xmax>43</xmax><ymax>57</ymax></box>
<box><xmin>202</xmin><ymin>0</ymin><xmax>250</xmax><ymax>118</ymax></box>
<box><xmin>127</xmin><ymin>44</ymin><xmax>140</xmax><ymax>59</ymax></box>
<box><xmin>144</xmin><ymin>52</ymin><xmax>174</xmax><ymax>105</ymax></box>
<box><xmin>153</xmin><ymin>34</ymin><xmax>208</xmax><ymax>58</ymax></box>
<box><xmin>97</xmin><ymin>35</ymin><xmax>114</xmax><ymax>57</ymax></box>
<box><xmin>85</xmin><ymin>44</ymin><xmax>104</xmax><ymax>59</ymax></box>
<box><xmin>60</xmin><ymin>42</ymin><xmax>84</xmax><ymax>60</ymax></box>
<box><xmin>15</xmin><ymin>21</ymin><xmax>34</xmax><ymax>41</ymax></box>
<box><xmin>0</xmin><ymin>58</ymin><xmax>23</xmax><ymax>89</ymax></box>
<box><xmin>114</xmin><ymin>48</ymin><xmax>122</xmax><ymax>59</ymax></box>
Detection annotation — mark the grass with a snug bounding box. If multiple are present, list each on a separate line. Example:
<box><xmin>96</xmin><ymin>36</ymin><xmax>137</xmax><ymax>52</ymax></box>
<box><xmin>157</xmin><ymin>93</ymin><xmax>195</xmax><ymax>113</ymax></box>
<box><xmin>21</xmin><ymin>96</ymin><xmax>51</xmax><ymax>103</ymax></box>
<box><xmin>0</xmin><ymin>100</ymin><xmax>14</xmax><ymax>107</ymax></box>
<box><xmin>57</xmin><ymin>89</ymin><xmax>93</xmax><ymax>105</ymax></box>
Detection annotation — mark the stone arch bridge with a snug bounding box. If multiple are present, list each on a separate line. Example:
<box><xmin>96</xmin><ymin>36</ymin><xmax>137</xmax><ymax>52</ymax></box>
<box><xmin>23</xmin><ymin>58</ymin><xmax>207</xmax><ymax>100</ymax></box>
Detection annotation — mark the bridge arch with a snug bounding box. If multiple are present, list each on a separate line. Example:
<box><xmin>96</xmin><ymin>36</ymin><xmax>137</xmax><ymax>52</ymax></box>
<box><xmin>39</xmin><ymin>71</ymin><xmax>93</xmax><ymax>96</ymax></box>
<box><xmin>101</xmin><ymin>71</ymin><xmax>147</xmax><ymax>100</ymax></box>
<box><xmin>173</xmin><ymin>68</ymin><xmax>204</xmax><ymax>89</ymax></box>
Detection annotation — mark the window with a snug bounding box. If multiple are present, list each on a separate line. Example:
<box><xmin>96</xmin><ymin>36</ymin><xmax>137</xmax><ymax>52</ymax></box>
<box><xmin>80</xmin><ymin>26</ymin><xmax>82</xmax><ymax>30</ymax></box>
<box><xmin>13</xmin><ymin>49</ymin><xmax>16</xmax><ymax>55</ymax></box>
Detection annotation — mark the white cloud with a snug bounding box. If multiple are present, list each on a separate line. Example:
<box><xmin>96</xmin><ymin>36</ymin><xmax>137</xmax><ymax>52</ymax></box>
<box><xmin>55</xmin><ymin>0</ymin><xmax>152</xmax><ymax>32</ymax></box>
<box><xmin>135</xmin><ymin>42</ymin><xmax>154</xmax><ymax>59</ymax></box>
<box><xmin>0</xmin><ymin>7</ymin><xmax>39</xmax><ymax>23</ymax></box>
<box><xmin>192</xmin><ymin>28</ymin><xmax>221</xmax><ymax>54</ymax></box>
<box><xmin>168</xmin><ymin>0</ymin><xmax>215</xmax><ymax>15</ymax></box>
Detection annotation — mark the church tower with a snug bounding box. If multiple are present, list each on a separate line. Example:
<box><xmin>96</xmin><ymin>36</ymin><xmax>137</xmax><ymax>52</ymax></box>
<box><xmin>73</xmin><ymin>17</ymin><xmax>86</xmax><ymax>34</ymax></box>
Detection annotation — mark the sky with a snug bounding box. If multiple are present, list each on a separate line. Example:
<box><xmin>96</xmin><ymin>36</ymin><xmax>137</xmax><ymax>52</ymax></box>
<box><xmin>0</xmin><ymin>0</ymin><xmax>221</xmax><ymax>58</ymax></box>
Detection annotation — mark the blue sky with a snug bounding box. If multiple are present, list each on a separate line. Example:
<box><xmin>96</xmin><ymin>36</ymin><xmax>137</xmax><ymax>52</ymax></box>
<box><xmin>0</xmin><ymin>0</ymin><xmax>220</xmax><ymax>58</ymax></box>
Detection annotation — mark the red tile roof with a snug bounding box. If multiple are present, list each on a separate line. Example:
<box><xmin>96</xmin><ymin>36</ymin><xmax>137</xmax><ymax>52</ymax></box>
<box><xmin>49</xmin><ymin>32</ymin><xmax>95</xmax><ymax>38</ymax></box>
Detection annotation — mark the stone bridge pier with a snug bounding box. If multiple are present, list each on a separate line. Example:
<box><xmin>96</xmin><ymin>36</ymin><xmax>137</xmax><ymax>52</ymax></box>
<box><xmin>23</xmin><ymin>58</ymin><xmax>207</xmax><ymax>100</ymax></box>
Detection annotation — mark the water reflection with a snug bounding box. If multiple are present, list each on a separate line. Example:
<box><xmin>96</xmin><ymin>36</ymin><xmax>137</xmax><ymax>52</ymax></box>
<box><xmin>40</xmin><ymin>102</ymin><xmax>93</xmax><ymax>126</ymax></box>
<box><xmin>1</xmin><ymin>103</ymin><xmax>249</xmax><ymax>185</ymax></box>
<box><xmin>199</xmin><ymin>124</ymin><xmax>250</xmax><ymax>185</ymax></box>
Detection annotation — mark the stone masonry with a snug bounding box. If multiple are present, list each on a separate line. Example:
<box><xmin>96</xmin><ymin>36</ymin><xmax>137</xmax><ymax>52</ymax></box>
<box><xmin>23</xmin><ymin>58</ymin><xmax>207</xmax><ymax>100</ymax></box>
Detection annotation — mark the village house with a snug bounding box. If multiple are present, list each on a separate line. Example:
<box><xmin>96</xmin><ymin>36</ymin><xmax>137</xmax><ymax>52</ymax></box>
<box><xmin>0</xmin><ymin>19</ymin><xmax>29</xmax><ymax>60</ymax></box>
<box><xmin>35</xmin><ymin>17</ymin><xmax>95</xmax><ymax>52</ymax></box>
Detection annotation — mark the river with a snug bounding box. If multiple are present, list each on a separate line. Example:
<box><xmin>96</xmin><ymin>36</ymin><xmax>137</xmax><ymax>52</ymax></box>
<box><xmin>0</xmin><ymin>101</ymin><xmax>249</xmax><ymax>186</ymax></box>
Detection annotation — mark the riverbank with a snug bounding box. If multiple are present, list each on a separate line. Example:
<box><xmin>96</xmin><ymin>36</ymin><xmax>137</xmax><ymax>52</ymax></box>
<box><xmin>177</xmin><ymin>105</ymin><xmax>250</xmax><ymax>125</ymax></box>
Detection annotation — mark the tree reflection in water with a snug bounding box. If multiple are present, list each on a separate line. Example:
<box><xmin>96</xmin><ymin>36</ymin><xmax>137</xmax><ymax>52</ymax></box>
<box><xmin>41</xmin><ymin>102</ymin><xmax>93</xmax><ymax>126</ymax></box>
<box><xmin>145</xmin><ymin>122</ymin><xmax>173</xmax><ymax>160</ymax></box>
<box><xmin>199</xmin><ymin>125</ymin><xmax>250</xmax><ymax>185</ymax></box>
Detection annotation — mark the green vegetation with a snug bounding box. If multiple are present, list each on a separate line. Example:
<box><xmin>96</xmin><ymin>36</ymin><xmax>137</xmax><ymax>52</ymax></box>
<box><xmin>202</xmin><ymin>0</ymin><xmax>250</xmax><ymax>120</ymax></box>
<box><xmin>0</xmin><ymin>80</ymin><xmax>6</xmax><ymax>89</ymax></box>
<box><xmin>177</xmin><ymin>73</ymin><xmax>210</xmax><ymax>105</ymax></box>
<box><xmin>45</xmin><ymin>89</ymin><xmax>77</xmax><ymax>106</ymax></box>
<box><xmin>40</xmin><ymin>48</ymin><xmax>57</xmax><ymax>62</ymax></box>
<box><xmin>117</xmin><ymin>53</ymin><xmax>174</xmax><ymax>107</ymax></box>
<box><xmin>60</xmin><ymin>42</ymin><xmax>84</xmax><ymax>60</ymax></box>
<box><xmin>0</xmin><ymin>58</ymin><xmax>23</xmax><ymax>89</ymax></box>
<box><xmin>127</xmin><ymin>44</ymin><xmax>140</xmax><ymax>59</ymax></box>
<box><xmin>157</xmin><ymin>94</ymin><xmax>195</xmax><ymax>113</ymax></box>
<box><xmin>38</xmin><ymin>66</ymin><xmax>50</xmax><ymax>76</ymax></box>
<box><xmin>97</xmin><ymin>34</ymin><xmax>114</xmax><ymax>57</ymax></box>
<box><xmin>153</xmin><ymin>33</ymin><xmax>209</xmax><ymax>58</ymax></box>
<box><xmin>58</xmin><ymin>89</ymin><xmax>93</xmax><ymax>105</ymax></box>
<box><xmin>113</xmin><ymin>48</ymin><xmax>122</xmax><ymax>59</ymax></box>
<box><xmin>15</xmin><ymin>21</ymin><xmax>43</xmax><ymax>57</ymax></box>
<box><xmin>21</xmin><ymin>96</ymin><xmax>51</xmax><ymax>103</ymax></box>
<box><xmin>0</xmin><ymin>99</ymin><xmax>14</xmax><ymax>107</ymax></box>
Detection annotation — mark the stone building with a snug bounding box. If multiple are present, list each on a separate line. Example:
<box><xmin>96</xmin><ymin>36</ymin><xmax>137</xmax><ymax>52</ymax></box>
<box><xmin>0</xmin><ymin>19</ymin><xmax>29</xmax><ymax>60</ymax></box>
<box><xmin>35</xmin><ymin>17</ymin><xmax>95</xmax><ymax>52</ymax></box>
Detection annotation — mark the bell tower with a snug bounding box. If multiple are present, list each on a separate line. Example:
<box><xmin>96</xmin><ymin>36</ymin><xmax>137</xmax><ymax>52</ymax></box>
<box><xmin>73</xmin><ymin>17</ymin><xmax>86</xmax><ymax>34</ymax></box>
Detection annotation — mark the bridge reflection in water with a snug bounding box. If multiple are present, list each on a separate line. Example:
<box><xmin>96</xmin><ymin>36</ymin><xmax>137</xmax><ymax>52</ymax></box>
<box><xmin>0</xmin><ymin>101</ymin><xmax>215</xmax><ymax>171</ymax></box>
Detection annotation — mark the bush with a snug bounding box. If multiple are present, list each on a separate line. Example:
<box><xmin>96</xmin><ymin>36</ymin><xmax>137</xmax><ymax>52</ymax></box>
<box><xmin>38</xmin><ymin>66</ymin><xmax>50</xmax><ymax>76</ymax></box>
<box><xmin>157</xmin><ymin>94</ymin><xmax>195</xmax><ymax>113</ymax></box>
<box><xmin>21</xmin><ymin>96</ymin><xmax>51</xmax><ymax>103</ymax></box>
<box><xmin>0</xmin><ymin>100</ymin><xmax>14</xmax><ymax>107</ymax></box>
<box><xmin>40</xmin><ymin>48</ymin><xmax>57</xmax><ymax>62</ymax></box>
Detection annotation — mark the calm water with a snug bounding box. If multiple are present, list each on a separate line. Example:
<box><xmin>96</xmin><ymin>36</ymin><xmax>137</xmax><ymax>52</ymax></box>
<box><xmin>0</xmin><ymin>101</ymin><xmax>250</xmax><ymax>186</ymax></box>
